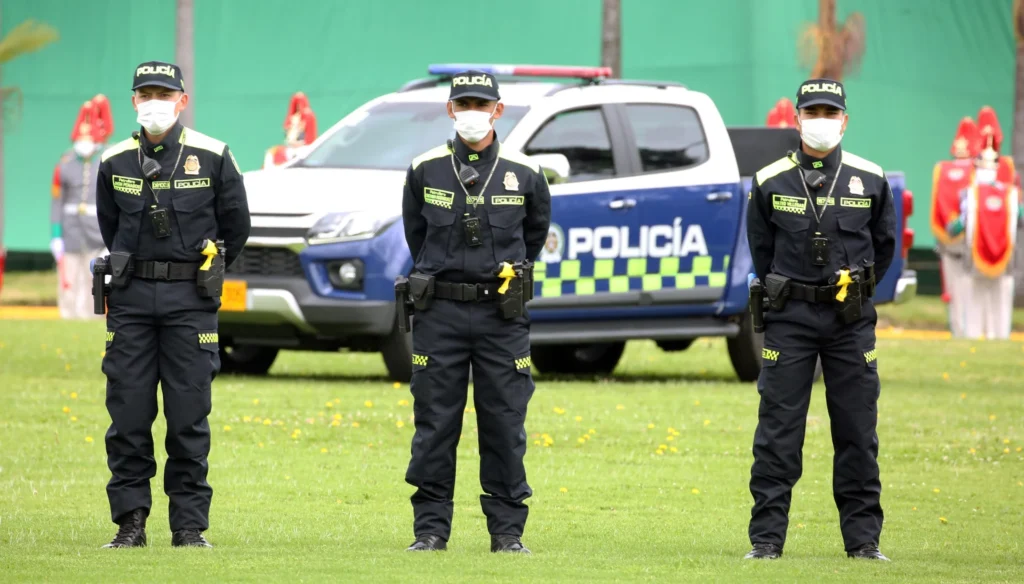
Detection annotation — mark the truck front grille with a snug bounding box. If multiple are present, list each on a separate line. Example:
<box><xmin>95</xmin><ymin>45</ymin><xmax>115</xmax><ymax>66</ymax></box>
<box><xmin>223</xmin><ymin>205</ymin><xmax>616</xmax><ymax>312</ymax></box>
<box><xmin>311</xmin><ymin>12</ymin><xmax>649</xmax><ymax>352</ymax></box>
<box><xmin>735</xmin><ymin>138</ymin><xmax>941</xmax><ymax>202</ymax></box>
<box><xmin>228</xmin><ymin>247</ymin><xmax>304</xmax><ymax>277</ymax></box>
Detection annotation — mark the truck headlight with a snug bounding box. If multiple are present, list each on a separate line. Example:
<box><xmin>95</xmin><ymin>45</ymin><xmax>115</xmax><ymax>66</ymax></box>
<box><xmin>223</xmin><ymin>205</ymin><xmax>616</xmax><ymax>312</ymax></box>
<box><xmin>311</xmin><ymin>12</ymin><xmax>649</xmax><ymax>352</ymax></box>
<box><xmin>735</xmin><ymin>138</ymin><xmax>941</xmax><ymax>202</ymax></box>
<box><xmin>305</xmin><ymin>212</ymin><xmax>396</xmax><ymax>245</ymax></box>
<box><xmin>327</xmin><ymin>259</ymin><xmax>364</xmax><ymax>290</ymax></box>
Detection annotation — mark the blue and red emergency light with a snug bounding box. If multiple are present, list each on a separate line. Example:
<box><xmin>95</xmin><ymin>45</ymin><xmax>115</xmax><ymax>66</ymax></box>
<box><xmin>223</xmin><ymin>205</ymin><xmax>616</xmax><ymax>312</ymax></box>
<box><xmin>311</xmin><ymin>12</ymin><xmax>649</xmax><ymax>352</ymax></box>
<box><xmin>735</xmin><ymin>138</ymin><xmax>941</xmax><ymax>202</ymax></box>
<box><xmin>427</xmin><ymin>64</ymin><xmax>613</xmax><ymax>79</ymax></box>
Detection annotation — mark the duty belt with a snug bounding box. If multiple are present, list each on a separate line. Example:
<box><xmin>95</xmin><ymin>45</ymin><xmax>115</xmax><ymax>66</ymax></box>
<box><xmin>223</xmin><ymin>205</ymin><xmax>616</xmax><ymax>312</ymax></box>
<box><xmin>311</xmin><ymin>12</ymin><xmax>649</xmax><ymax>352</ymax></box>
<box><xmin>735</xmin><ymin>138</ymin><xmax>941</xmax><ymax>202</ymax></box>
<box><xmin>433</xmin><ymin>281</ymin><xmax>501</xmax><ymax>302</ymax></box>
<box><xmin>788</xmin><ymin>280</ymin><xmax>870</xmax><ymax>303</ymax></box>
<box><xmin>133</xmin><ymin>260</ymin><xmax>201</xmax><ymax>281</ymax></box>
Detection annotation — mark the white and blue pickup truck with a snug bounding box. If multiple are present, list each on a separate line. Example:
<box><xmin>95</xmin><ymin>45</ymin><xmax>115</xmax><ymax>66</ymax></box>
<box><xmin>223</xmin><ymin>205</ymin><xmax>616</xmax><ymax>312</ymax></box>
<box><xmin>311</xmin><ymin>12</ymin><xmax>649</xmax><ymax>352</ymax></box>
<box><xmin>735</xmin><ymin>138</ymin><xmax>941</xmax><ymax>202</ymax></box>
<box><xmin>218</xmin><ymin>64</ymin><xmax>917</xmax><ymax>382</ymax></box>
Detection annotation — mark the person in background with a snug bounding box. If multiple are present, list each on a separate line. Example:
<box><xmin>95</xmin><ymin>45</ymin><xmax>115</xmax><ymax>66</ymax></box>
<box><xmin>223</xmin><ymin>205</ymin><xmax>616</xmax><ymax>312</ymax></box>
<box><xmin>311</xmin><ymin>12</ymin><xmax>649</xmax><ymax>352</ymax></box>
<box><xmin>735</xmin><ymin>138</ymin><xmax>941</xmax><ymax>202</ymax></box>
<box><xmin>263</xmin><ymin>92</ymin><xmax>318</xmax><ymax>168</ymax></box>
<box><xmin>51</xmin><ymin>95</ymin><xmax>112</xmax><ymax>318</ymax></box>
<box><xmin>947</xmin><ymin>146</ymin><xmax>1022</xmax><ymax>340</ymax></box>
<box><xmin>930</xmin><ymin>117</ymin><xmax>981</xmax><ymax>336</ymax></box>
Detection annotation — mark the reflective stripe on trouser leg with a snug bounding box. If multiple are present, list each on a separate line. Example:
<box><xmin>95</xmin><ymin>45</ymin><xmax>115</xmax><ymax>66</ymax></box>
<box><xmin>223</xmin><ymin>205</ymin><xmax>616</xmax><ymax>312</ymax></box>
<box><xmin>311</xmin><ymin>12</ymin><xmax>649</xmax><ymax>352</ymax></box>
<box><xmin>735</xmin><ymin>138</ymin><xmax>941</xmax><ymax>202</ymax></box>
<box><xmin>103</xmin><ymin>280</ymin><xmax>160</xmax><ymax>524</ymax></box>
<box><xmin>819</xmin><ymin>313</ymin><xmax>883</xmax><ymax>551</ymax></box>
<box><xmin>748</xmin><ymin>302</ymin><xmax>819</xmax><ymax>547</ymax></box>
<box><xmin>405</xmin><ymin>300</ymin><xmax>472</xmax><ymax>540</ymax></box>
<box><xmin>469</xmin><ymin>302</ymin><xmax>534</xmax><ymax>537</ymax></box>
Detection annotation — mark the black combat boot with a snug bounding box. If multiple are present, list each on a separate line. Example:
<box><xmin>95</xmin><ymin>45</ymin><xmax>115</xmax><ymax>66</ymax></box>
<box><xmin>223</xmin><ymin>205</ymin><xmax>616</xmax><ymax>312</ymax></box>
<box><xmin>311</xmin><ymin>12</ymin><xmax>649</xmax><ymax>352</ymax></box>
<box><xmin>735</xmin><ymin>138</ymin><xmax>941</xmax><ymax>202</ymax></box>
<box><xmin>847</xmin><ymin>544</ymin><xmax>889</xmax><ymax>561</ymax></box>
<box><xmin>744</xmin><ymin>542</ymin><xmax>782</xmax><ymax>559</ymax></box>
<box><xmin>491</xmin><ymin>534</ymin><xmax>530</xmax><ymax>554</ymax></box>
<box><xmin>172</xmin><ymin>529</ymin><xmax>212</xmax><ymax>548</ymax></box>
<box><xmin>406</xmin><ymin>534</ymin><xmax>447</xmax><ymax>551</ymax></box>
<box><xmin>102</xmin><ymin>508</ymin><xmax>147</xmax><ymax>549</ymax></box>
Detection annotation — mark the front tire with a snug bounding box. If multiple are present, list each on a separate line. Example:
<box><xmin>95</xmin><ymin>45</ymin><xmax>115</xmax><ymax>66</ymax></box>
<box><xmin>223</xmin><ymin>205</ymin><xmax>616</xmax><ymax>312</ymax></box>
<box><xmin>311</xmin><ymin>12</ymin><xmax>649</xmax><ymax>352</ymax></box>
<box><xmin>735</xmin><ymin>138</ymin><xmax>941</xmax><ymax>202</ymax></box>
<box><xmin>531</xmin><ymin>342</ymin><xmax>626</xmax><ymax>376</ymax></box>
<box><xmin>219</xmin><ymin>345</ymin><xmax>279</xmax><ymax>375</ymax></box>
<box><xmin>727</xmin><ymin>314</ymin><xmax>824</xmax><ymax>383</ymax></box>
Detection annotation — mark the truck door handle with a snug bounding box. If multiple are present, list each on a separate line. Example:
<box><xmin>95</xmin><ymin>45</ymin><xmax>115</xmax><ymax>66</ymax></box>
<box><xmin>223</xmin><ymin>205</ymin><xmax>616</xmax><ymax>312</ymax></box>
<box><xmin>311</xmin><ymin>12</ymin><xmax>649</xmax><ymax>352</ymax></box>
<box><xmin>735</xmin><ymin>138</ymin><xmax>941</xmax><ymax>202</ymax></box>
<box><xmin>608</xmin><ymin>198</ymin><xmax>637</xmax><ymax>210</ymax></box>
<box><xmin>706</xmin><ymin>191</ymin><xmax>733</xmax><ymax>202</ymax></box>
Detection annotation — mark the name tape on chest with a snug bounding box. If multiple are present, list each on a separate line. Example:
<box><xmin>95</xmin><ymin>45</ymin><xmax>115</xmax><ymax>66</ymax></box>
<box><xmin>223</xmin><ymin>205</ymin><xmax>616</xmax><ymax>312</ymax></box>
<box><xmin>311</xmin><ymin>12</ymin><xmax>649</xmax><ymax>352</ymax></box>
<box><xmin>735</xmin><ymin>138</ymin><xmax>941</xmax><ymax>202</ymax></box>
<box><xmin>424</xmin><ymin>187</ymin><xmax>454</xmax><ymax>209</ymax></box>
<box><xmin>152</xmin><ymin>180</ymin><xmax>171</xmax><ymax>190</ymax></box>
<box><xmin>112</xmin><ymin>175</ymin><xmax>143</xmax><ymax>196</ymax></box>
<box><xmin>840</xmin><ymin>197</ymin><xmax>871</xmax><ymax>208</ymax></box>
<box><xmin>492</xmin><ymin>195</ymin><xmax>524</xmax><ymax>206</ymax></box>
<box><xmin>175</xmin><ymin>178</ymin><xmax>211</xmax><ymax>189</ymax></box>
<box><xmin>772</xmin><ymin>194</ymin><xmax>807</xmax><ymax>214</ymax></box>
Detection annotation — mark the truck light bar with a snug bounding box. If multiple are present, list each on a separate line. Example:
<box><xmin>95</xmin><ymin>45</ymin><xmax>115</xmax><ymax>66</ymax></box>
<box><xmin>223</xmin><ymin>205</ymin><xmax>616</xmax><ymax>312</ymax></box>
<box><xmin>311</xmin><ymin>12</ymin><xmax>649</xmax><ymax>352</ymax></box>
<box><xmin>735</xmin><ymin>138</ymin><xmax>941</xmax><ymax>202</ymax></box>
<box><xmin>427</xmin><ymin>64</ymin><xmax>613</xmax><ymax>79</ymax></box>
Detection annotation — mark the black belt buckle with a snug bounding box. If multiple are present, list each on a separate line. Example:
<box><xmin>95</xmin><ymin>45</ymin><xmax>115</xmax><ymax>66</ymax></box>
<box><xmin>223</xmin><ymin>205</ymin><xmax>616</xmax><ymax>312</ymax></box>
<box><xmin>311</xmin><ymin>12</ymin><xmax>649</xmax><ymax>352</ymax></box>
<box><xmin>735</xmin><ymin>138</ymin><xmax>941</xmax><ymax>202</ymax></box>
<box><xmin>462</xmin><ymin>215</ymin><xmax>482</xmax><ymax>247</ymax></box>
<box><xmin>810</xmin><ymin>232</ymin><xmax>829</xmax><ymax>266</ymax></box>
<box><xmin>152</xmin><ymin>261</ymin><xmax>170</xmax><ymax>280</ymax></box>
<box><xmin>148</xmin><ymin>207</ymin><xmax>172</xmax><ymax>239</ymax></box>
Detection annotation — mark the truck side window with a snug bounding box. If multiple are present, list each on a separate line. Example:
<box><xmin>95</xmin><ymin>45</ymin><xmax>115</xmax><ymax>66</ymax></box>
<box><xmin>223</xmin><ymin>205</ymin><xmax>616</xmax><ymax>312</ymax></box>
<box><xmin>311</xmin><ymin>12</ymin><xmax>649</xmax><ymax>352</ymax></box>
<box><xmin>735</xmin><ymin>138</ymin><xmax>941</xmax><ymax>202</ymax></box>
<box><xmin>624</xmin><ymin>104</ymin><xmax>709</xmax><ymax>173</ymax></box>
<box><xmin>523</xmin><ymin>107</ymin><xmax>616</xmax><ymax>183</ymax></box>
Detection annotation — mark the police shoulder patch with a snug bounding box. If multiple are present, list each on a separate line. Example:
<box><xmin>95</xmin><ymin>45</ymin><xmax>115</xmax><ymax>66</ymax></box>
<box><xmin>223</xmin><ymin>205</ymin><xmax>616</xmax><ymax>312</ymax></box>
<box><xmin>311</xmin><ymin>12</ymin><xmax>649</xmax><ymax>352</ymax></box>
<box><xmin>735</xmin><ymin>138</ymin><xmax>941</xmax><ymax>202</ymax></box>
<box><xmin>100</xmin><ymin>137</ymin><xmax>140</xmax><ymax>163</ymax></box>
<box><xmin>755</xmin><ymin>155</ymin><xmax>797</xmax><ymax>186</ymax></box>
<box><xmin>498</xmin><ymin>145</ymin><xmax>541</xmax><ymax>173</ymax></box>
<box><xmin>181</xmin><ymin>127</ymin><xmax>227</xmax><ymax>156</ymax></box>
<box><xmin>412</xmin><ymin>144</ymin><xmax>452</xmax><ymax>170</ymax></box>
<box><xmin>841</xmin><ymin>151</ymin><xmax>883</xmax><ymax>177</ymax></box>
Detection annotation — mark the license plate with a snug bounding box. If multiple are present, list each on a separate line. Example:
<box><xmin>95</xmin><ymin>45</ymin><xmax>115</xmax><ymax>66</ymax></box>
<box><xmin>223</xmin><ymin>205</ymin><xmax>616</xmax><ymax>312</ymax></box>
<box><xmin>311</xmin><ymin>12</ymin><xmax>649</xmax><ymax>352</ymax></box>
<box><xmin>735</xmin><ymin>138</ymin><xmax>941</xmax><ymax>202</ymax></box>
<box><xmin>221</xmin><ymin>280</ymin><xmax>247</xmax><ymax>311</ymax></box>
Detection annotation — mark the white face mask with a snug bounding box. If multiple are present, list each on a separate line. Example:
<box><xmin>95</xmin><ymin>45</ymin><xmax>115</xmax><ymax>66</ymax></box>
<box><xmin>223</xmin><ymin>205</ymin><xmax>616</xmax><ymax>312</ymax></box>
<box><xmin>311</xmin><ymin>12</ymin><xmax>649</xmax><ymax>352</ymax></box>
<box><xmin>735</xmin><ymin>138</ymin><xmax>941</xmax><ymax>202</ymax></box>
<box><xmin>136</xmin><ymin>97</ymin><xmax>181</xmax><ymax>135</ymax></box>
<box><xmin>453</xmin><ymin>104</ymin><xmax>497</xmax><ymax>143</ymax></box>
<box><xmin>800</xmin><ymin>117</ymin><xmax>844</xmax><ymax>151</ymax></box>
<box><xmin>73</xmin><ymin>139</ymin><xmax>95</xmax><ymax>159</ymax></box>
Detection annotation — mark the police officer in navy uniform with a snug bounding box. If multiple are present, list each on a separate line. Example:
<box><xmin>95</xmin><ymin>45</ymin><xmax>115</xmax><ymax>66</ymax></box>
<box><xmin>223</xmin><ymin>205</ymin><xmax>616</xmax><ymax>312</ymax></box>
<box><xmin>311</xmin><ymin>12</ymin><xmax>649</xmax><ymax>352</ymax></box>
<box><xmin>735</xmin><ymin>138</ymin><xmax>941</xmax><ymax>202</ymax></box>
<box><xmin>400</xmin><ymin>70</ymin><xmax>551</xmax><ymax>553</ymax></box>
<box><xmin>95</xmin><ymin>61</ymin><xmax>250</xmax><ymax>548</ymax></box>
<box><xmin>744</xmin><ymin>79</ymin><xmax>896</xmax><ymax>561</ymax></box>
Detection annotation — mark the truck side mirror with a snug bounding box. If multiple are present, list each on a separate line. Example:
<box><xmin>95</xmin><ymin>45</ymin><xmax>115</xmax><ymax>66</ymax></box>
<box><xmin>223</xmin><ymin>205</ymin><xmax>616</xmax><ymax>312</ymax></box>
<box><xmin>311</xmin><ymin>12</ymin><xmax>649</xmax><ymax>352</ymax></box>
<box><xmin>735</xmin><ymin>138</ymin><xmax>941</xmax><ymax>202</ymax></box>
<box><xmin>530</xmin><ymin>153</ymin><xmax>571</xmax><ymax>184</ymax></box>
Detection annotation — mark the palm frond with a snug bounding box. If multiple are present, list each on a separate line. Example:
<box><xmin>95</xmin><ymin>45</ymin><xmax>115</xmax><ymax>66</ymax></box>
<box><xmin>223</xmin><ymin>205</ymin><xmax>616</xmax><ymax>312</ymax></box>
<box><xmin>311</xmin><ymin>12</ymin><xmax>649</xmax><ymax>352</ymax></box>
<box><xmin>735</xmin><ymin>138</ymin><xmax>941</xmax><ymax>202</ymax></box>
<box><xmin>1015</xmin><ymin>0</ymin><xmax>1024</xmax><ymax>44</ymax></box>
<box><xmin>797</xmin><ymin>24</ymin><xmax>823</xmax><ymax>71</ymax></box>
<box><xmin>840</xmin><ymin>12</ymin><xmax>867</xmax><ymax>77</ymax></box>
<box><xmin>0</xmin><ymin>20</ymin><xmax>59</xmax><ymax>64</ymax></box>
<box><xmin>1</xmin><ymin>87</ymin><xmax>23</xmax><ymax>129</ymax></box>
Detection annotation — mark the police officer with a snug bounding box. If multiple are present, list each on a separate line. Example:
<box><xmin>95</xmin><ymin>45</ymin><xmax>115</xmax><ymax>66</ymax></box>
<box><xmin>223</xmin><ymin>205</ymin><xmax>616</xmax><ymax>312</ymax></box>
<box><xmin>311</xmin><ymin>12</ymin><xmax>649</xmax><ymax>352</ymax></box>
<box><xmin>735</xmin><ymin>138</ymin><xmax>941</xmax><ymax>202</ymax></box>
<box><xmin>400</xmin><ymin>70</ymin><xmax>551</xmax><ymax>553</ymax></box>
<box><xmin>744</xmin><ymin>79</ymin><xmax>895</xmax><ymax>561</ymax></box>
<box><xmin>95</xmin><ymin>61</ymin><xmax>250</xmax><ymax>548</ymax></box>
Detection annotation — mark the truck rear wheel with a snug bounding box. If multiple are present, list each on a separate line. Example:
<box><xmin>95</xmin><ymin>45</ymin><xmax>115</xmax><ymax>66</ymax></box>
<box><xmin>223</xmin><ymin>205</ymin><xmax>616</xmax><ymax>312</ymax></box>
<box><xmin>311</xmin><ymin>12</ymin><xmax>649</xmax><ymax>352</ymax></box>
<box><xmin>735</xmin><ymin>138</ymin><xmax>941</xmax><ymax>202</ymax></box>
<box><xmin>380</xmin><ymin>319</ymin><xmax>413</xmax><ymax>383</ymax></box>
<box><xmin>727</xmin><ymin>315</ymin><xmax>823</xmax><ymax>383</ymax></box>
<box><xmin>219</xmin><ymin>345</ymin><xmax>279</xmax><ymax>375</ymax></box>
<box><xmin>531</xmin><ymin>342</ymin><xmax>625</xmax><ymax>376</ymax></box>
<box><xmin>656</xmin><ymin>339</ymin><xmax>694</xmax><ymax>352</ymax></box>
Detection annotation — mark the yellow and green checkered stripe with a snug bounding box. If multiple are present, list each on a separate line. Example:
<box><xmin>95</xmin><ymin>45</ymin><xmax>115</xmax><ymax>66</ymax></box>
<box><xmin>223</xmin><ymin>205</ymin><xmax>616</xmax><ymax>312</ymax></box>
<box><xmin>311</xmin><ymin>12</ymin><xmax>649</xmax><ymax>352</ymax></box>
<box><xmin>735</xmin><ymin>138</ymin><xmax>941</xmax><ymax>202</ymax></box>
<box><xmin>515</xmin><ymin>355</ymin><xmax>532</xmax><ymax>371</ymax></box>
<box><xmin>412</xmin><ymin>354</ymin><xmax>429</xmax><ymax>367</ymax></box>
<box><xmin>198</xmin><ymin>332</ymin><xmax>219</xmax><ymax>345</ymax></box>
<box><xmin>105</xmin><ymin>331</ymin><xmax>115</xmax><ymax>343</ymax></box>
<box><xmin>533</xmin><ymin>255</ymin><xmax>730</xmax><ymax>298</ymax></box>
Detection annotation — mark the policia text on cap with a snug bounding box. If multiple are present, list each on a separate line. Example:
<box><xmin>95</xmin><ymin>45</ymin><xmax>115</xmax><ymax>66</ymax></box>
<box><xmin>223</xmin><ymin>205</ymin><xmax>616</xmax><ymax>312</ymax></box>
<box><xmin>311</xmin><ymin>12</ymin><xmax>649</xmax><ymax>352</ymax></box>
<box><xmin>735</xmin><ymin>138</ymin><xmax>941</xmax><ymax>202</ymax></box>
<box><xmin>92</xmin><ymin>61</ymin><xmax>251</xmax><ymax>549</ymax></box>
<box><xmin>743</xmin><ymin>78</ymin><xmax>896</xmax><ymax>561</ymax></box>
<box><xmin>397</xmin><ymin>70</ymin><xmax>552</xmax><ymax>553</ymax></box>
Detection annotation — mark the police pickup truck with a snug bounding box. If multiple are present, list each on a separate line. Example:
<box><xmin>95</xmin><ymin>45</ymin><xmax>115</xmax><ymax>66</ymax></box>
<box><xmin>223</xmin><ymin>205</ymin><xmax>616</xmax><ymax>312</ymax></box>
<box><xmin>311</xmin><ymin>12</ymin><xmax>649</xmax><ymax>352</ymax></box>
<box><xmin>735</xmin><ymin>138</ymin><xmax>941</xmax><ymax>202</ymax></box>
<box><xmin>219</xmin><ymin>64</ymin><xmax>917</xmax><ymax>382</ymax></box>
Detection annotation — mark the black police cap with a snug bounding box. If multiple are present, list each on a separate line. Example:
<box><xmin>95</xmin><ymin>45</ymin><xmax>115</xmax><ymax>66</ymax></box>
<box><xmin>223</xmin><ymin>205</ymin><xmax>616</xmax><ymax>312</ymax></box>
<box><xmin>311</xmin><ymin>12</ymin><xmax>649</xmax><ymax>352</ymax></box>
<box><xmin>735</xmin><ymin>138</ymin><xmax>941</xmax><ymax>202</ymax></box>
<box><xmin>132</xmin><ymin>61</ymin><xmax>185</xmax><ymax>92</ymax></box>
<box><xmin>796</xmin><ymin>78</ymin><xmax>845</xmax><ymax>111</ymax></box>
<box><xmin>449</xmin><ymin>70</ymin><xmax>500</xmax><ymax>101</ymax></box>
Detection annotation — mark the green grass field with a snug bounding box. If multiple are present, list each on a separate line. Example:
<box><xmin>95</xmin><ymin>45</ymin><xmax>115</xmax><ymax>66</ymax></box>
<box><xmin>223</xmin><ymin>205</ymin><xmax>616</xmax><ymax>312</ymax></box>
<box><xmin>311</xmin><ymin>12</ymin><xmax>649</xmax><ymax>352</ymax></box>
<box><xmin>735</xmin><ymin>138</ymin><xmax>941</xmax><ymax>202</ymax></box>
<box><xmin>0</xmin><ymin>318</ymin><xmax>1022</xmax><ymax>582</ymax></box>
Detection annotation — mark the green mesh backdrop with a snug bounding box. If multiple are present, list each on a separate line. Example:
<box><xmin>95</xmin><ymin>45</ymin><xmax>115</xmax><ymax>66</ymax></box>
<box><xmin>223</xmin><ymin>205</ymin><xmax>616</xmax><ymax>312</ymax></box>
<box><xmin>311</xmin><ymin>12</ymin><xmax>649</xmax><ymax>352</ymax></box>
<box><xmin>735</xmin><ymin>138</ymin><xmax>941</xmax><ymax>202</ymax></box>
<box><xmin>3</xmin><ymin>0</ymin><xmax>1015</xmax><ymax>251</ymax></box>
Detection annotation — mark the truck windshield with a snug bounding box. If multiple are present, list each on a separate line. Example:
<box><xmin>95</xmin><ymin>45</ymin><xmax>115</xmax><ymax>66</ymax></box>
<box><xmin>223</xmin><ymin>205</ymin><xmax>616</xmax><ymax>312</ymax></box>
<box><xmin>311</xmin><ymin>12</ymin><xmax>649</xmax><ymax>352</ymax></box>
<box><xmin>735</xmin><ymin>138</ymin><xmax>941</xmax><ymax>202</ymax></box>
<box><xmin>298</xmin><ymin>101</ymin><xmax>528</xmax><ymax>170</ymax></box>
